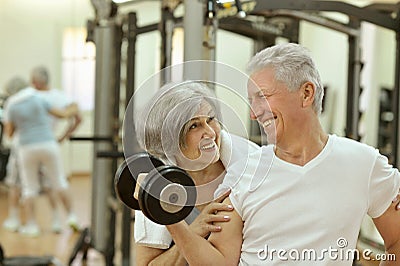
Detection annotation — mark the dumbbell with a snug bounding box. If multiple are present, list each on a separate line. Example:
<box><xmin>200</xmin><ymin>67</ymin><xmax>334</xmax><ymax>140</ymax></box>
<box><xmin>114</xmin><ymin>152</ymin><xmax>197</xmax><ymax>225</ymax></box>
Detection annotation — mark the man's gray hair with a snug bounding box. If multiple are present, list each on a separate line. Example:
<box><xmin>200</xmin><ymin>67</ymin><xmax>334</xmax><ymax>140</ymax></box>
<box><xmin>246</xmin><ymin>43</ymin><xmax>324</xmax><ymax>115</ymax></box>
<box><xmin>31</xmin><ymin>66</ymin><xmax>49</xmax><ymax>85</ymax></box>
<box><xmin>135</xmin><ymin>81</ymin><xmax>222</xmax><ymax>163</ymax></box>
<box><xmin>4</xmin><ymin>76</ymin><xmax>28</xmax><ymax>96</ymax></box>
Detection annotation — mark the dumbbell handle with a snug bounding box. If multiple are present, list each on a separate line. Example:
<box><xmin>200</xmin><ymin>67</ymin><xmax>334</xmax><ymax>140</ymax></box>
<box><xmin>134</xmin><ymin>173</ymin><xmax>148</xmax><ymax>200</ymax></box>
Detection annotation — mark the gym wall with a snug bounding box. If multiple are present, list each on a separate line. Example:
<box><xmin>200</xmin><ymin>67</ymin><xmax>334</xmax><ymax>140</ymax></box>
<box><xmin>0</xmin><ymin>0</ymin><xmax>396</xmax><ymax>177</ymax></box>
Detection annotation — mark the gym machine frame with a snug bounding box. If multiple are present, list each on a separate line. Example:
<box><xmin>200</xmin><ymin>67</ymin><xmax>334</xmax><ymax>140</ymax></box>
<box><xmin>69</xmin><ymin>3</ymin><xmax>182</xmax><ymax>265</ymax></box>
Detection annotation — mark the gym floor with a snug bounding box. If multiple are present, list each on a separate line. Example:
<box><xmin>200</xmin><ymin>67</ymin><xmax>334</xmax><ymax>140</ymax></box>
<box><xmin>0</xmin><ymin>175</ymin><xmax>107</xmax><ymax>265</ymax></box>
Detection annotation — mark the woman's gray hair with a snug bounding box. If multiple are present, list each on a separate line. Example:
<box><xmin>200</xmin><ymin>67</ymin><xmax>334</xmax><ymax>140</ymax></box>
<box><xmin>4</xmin><ymin>76</ymin><xmax>28</xmax><ymax>96</ymax></box>
<box><xmin>135</xmin><ymin>81</ymin><xmax>222</xmax><ymax>163</ymax></box>
<box><xmin>246</xmin><ymin>43</ymin><xmax>324</xmax><ymax>115</ymax></box>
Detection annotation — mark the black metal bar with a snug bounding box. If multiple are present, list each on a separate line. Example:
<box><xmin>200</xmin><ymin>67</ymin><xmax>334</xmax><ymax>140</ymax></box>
<box><xmin>96</xmin><ymin>151</ymin><xmax>124</xmax><ymax>158</ymax></box>
<box><xmin>160</xmin><ymin>8</ymin><xmax>168</xmax><ymax>74</ymax></box>
<box><xmin>219</xmin><ymin>16</ymin><xmax>284</xmax><ymax>40</ymax></box>
<box><xmin>69</xmin><ymin>136</ymin><xmax>113</xmax><ymax>142</ymax></box>
<box><xmin>365</xmin><ymin>3</ymin><xmax>400</xmax><ymax>13</ymax></box>
<box><xmin>126</xmin><ymin>12</ymin><xmax>137</xmax><ymax>106</ymax></box>
<box><xmin>345</xmin><ymin>18</ymin><xmax>362</xmax><ymax>140</ymax></box>
<box><xmin>106</xmin><ymin>22</ymin><xmax>123</xmax><ymax>266</ymax></box>
<box><xmin>285</xmin><ymin>18</ymin><xmax>300</xmax><ymax>43</ymax></box>
<box><xmin>251</xmin><ymin>0</ymin><xmax>397</xmax><ymax>31</ymax></box>
<box><xmin>160</xmin><ymin>7</ymin><xmax>175</xmax><ymax>83</ymax></box>
<box><xmin>218</xmin><ymin>17</ymin><xmax>299</xmax><ymax>42</ymax></box>
<box><xmin>121</xmin><ymin>12</ymin><xmax>138</xmax><ymax>266</ymax></box>
<box><xmin>393</xmin><ymin>30</ymin><xmax>400</xmax><ymax>167</ymax></box>
<box><xmin>260</xmin><ymin>9</ymin><xmax>359</xmax><ymax>37</ymax></box>
<box><xmin>136</xmin><ymin>23</ymin><xmax>159</xmax><ymax>35</ymax></box>
<box><xmin>94</xmin><ymin>22</ymin><xmax>123</xmax><ymax>266</ymax></box>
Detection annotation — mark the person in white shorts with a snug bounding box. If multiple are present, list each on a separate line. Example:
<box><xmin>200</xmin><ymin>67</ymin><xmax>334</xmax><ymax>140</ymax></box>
<box><xmin>30</xmin><ymin>66</ymin><xmax>82</xmax><ymax>232</ymax></box>
<box><xmin>1</xmin><ymin>77</ymin><xmax>29</xmax><ymax>232</ymax></box>
<box><xmin>3</xmin><ymin>84</ymin><xmax>79</xmax><ymax>237</ymax></box>
<box><xmin>1</xmin><ymin>77</ymin><xmax>59</xmax><ymax>233</ymax></box>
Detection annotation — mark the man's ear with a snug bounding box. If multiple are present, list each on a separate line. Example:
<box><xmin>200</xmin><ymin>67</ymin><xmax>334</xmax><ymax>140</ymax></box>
<box><xmin>301</xmin><ymin>82</ymin><xmax>315</xmax><ymax>108</ymax></box>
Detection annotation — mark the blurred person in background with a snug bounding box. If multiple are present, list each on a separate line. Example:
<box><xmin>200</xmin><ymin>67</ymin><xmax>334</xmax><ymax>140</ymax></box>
<box><xmin>2</xmin><ymin>74</ymin><xmax>79</xmax><ymax>237</ymax></box>
<box><xmin>1</xmin><ymin>77</ymin><xmax>59</xmax><ymax>233</ymax></box>
<box><xmin>1</xmin><ymin>77</ymin><xmax>31</xmax><ymax>232</ymax></box>
<box><xmin>30</xmin><ymin>66</ymin><xmax>82</xmax><ymax>232</ymax></box>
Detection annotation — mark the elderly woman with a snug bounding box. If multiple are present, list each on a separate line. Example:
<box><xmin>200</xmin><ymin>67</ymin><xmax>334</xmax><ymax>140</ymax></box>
<box><xmin>133</xmin><ymin>81</ymin><xmax>259</xmax><ymax>265</ymax></box>
<box><xmin>1</xmin><ymin>77</ymin><xmax>29</xmax><ymax>232</ymax></box>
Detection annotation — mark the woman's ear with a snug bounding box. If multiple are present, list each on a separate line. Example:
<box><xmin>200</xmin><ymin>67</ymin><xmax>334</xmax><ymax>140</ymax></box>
<box><xmin>301</xmin><ymin>82</ymin><xmax>315</xmax><ymax>108</ymax></box>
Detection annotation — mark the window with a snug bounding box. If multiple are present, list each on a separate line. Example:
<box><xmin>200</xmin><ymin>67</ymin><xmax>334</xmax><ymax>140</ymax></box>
<box><xmin>62</xmin><ymin>27</ymin><xmax>95</xmax><ymax>110</ymax></box>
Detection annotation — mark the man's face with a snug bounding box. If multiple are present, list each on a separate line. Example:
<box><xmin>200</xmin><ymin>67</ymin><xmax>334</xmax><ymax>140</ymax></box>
<box><xmin>247</xmin><ymin>67</ymin><xmax>302</xmax><ymax>146</ymax></box>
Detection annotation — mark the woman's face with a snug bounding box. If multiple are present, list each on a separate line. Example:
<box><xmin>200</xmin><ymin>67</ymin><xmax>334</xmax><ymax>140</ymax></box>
<box><xmin>177</xmin><ymin>101</ymin><xmax>222</xmax><ymax>171</ymax></box>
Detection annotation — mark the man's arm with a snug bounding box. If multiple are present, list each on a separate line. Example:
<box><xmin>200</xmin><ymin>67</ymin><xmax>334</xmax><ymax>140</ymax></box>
<box><xmin>135</xmin><ymin>189</ymin><xmax>233</xmax><ymax>265</ymax></box>
<box><xmin>3</xmin><ymin>122</ymin><xmax>15</xmax><ymax>138</ymax></box>
<box><xmin>373</xmin><ymin>201</ymin><xmax>400</xmax><ymax>265</ymax></box>
<box><xmin>49</xmin><ymin>103</ymin><xmax>78</xmax><ymax>119</ymax></box>
<box><xmin>58</xmin><ymin>109</ymin><xmax>82</xmax><ymax>142</ymax></box>
<box><xmin>136</xmin><ymin>245</ymin><xmax>187</xmax><ymax>266</ymax></box>
<box><xmin>208</xmin><ymin>198</ymin><xmax>243</xmax><ymax>263</ymax></box>
<box><xmin>167</xmin><ymin>197</ymin><xmax>243</xmax><ymax>266</ymax></box>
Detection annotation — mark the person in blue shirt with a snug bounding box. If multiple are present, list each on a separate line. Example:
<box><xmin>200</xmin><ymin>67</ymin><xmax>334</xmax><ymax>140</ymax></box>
<box><xmin>3</xmin><ymin>83</ymin><xmax>79</xmax><ymax>237</ymax></box>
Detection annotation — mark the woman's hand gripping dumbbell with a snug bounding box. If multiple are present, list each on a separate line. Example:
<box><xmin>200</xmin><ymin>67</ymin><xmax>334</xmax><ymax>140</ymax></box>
<box><xmin>115</xmin><ymin>152</ymin><xmax>197</xmax><ymax>225</ymax></box>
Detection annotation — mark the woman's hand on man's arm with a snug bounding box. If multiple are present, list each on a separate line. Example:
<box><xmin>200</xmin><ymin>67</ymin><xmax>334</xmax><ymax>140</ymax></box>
<box><xmin>189</xmin><ymin>189</ymin><xmax>233</xmax><ymax>238</ymax></box>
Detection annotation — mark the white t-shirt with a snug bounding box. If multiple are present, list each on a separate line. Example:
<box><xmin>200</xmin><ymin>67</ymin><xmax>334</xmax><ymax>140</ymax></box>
<box><xmin>228</xmin><ymin>135</ymin><xmax>400</xmax><ymax>265</ymax></box>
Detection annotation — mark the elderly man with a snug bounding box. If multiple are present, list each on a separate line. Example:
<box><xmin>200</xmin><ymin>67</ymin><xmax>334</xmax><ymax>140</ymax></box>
<box><xmin>164</xmin><ymin>43</ymin><xmax>400</xmax><ymax>265</ymax></box>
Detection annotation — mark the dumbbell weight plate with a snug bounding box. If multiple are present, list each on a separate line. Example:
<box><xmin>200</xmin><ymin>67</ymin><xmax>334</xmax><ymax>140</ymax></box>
<box><xmin>114</xmin><ymin>152</ymin><xmax>164</xmax><ymax>210</ymax></box>
<box><xmin>139</xmin><ymin>166</ymin><xmax>197</xmax><ymax>225</ymax></box>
